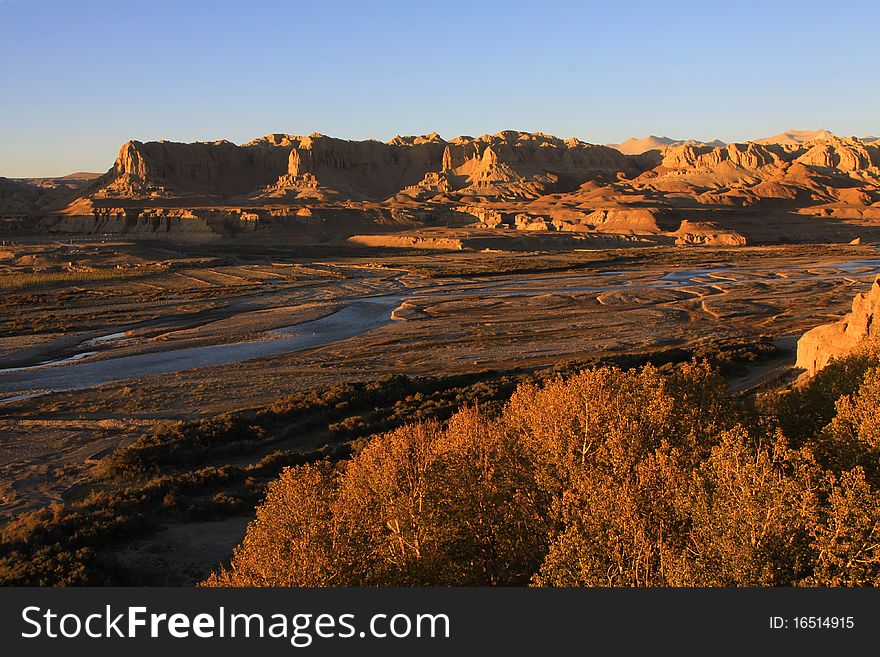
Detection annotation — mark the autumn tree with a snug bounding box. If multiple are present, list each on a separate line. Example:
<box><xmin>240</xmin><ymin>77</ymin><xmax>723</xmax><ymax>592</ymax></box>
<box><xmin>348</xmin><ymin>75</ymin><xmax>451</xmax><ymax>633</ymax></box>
<box><xmin>203</xmin><ymin>462</ymin><xmax>340</xmax><ymax>587</ymax></box>
<box><xmin>807</xmin><ymin>468</ymin><xmax>880</xmax><ymax>586</ymax></box>
<box><xmin>684</xmin><ymin>429</ymin><xmax>819</xmax><ymax>586</ymax></box>
<box><xmin>204</xmin><ymin>353</ymin><xmax>880</xmax><ymax>588</ymax></box>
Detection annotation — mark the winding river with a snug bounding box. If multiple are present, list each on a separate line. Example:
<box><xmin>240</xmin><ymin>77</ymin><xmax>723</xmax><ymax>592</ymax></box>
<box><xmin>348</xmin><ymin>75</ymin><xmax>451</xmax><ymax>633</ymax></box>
<box><xmin>2</xmin><ymin>255</ymin><xmax>880</xmax><ymax>400</ymax></box>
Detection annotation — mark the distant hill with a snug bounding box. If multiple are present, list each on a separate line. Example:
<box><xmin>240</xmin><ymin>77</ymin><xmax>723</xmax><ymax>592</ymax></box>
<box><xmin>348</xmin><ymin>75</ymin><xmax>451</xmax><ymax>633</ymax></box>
<box><xmin>22</xmin><ymin>172</ymin><xmax>103</xmax><ymax>189</ymax></box>
<box><xmin>57</xmin><ymin>172</ymin><xmax>103</xmax><ymax>182</ymax></box>
<box><xmin>752</xmin><ymin>129</ymin><xmax>836</xmax><ymax>146</ymax></box>
<box><xmin>608</xmin><ymin>135</ymin><xmax>725</xmax><ymax>155</ymax></box>
<box><xmin>0</xmin><ymin>172</ymin><xmax>103</xmax><ymax>214</ymax></box>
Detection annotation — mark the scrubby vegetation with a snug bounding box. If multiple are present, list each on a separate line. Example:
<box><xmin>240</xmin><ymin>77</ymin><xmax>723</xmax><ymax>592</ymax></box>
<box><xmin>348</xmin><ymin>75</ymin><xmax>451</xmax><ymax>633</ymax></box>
<box><xmin>204</xmin><ymin>340</ymin><xmax>880</xmax><ymax>587</ymax></box>
<box><xmin>0</xmin><ymin>264</ymin><xmax>167</xmax><ymax>291</ymax></box>
<box><xmin>0</xmin><ymin>371</ymin><xmax>532</xmax><ymax>585</ymax></box>
<box><xmin>0</xmin><ymin>335</ymin><xmax>841</xmax><ymax>587</ymax></box>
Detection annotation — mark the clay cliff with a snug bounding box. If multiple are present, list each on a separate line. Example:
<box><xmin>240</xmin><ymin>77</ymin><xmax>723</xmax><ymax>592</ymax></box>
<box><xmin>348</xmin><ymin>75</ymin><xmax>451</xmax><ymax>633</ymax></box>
<box><xmin>796</xmin><ymin>276</ymin><xmax>880</xmax><ymax>375</ymax></box>
<box><xmin>102</xmin><ymin>139</ymin><xmax>290</xmax><ymax>198</ymax></box>
<box><xmin>3</xmin><ymin>129</ymin><xmax>880</xmax><ymax>245</ymax></box>
<box><xmin>84</xmin><ymin>131</ymin><xmax>635</xmax><ymax>203</ymax></box>
<box><xmin>266</xmin><ymin>132</ymin><xmax>446</xmax><ymax>200</ymax></box>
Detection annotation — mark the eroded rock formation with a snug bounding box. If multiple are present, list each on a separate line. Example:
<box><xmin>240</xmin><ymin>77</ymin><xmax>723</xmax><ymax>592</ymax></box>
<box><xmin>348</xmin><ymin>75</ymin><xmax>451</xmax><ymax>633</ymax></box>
<box><xmin>4</xmin><ymin>129</ymin><xmax>880</xmax><ymax>245</ymax></box>
<box><xmin>796</xmin><ymin>276</ymin><xmax>880</xmax><ymax>375</ymax></box>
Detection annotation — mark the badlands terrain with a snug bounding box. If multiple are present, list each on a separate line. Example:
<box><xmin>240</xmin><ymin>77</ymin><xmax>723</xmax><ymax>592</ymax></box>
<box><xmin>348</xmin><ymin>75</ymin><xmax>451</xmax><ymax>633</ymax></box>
<box><xmin>2</xmin><ymin>128</ymin><xmax>880</xmax><ymax>583</ymax></box>
<box><xmin>3</xmin><ymin>128</ymin><xmax>880</xmax><ymax>247</ymax></box>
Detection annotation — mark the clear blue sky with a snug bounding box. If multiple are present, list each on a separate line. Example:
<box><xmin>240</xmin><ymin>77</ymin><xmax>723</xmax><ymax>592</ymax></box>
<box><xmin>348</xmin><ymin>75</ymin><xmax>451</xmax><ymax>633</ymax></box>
<box><xmin>2</xmin><ymin>0</ymin><xmax>878</xmax><ymax>177</ymax></box>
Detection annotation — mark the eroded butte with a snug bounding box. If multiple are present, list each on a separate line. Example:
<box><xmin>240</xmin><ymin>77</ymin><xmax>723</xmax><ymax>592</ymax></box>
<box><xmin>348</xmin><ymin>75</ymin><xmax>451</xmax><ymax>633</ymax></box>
<box><xmin>3</xmin><ymin>129</ymin><xmax>880</xmax><ymax>247</ymax></box>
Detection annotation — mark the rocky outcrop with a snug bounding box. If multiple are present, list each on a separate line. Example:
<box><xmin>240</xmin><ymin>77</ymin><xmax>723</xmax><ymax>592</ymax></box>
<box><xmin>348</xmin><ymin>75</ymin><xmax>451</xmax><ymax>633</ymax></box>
<box><xmin>440</xmin><ymin>131</ymin><xmax>637</xmax><ymax>196</ymax></box>
<box><xmin>30</xmin><ymin>131</ymin><xmax>880</xmax><ymax>211</ymax></box>
<box><xmin>102</xmin><ymin>139</ymin><xmax>291</xmax><ymax>198</ymax></box>
<box><xmin>346</xmin><ymin>234</ymin><xmax>464</xmax><ymax>250</ymax></box>
<box><xmin>673</xmin><ymin>220</ymin><xmax>747</xmax><ymax>246</ymax></box>
<box><xmin>269</xmin><ymin>133</ymin><xmax>446</xmax><ymax>199</ymax></box>
<box><xmin>6</xmin><ymin>129</ymin><xmax>880</xmax><ymax>247</ymax></box>
<box><xmin>584</xmin><ymin>208</ymin><xmax>678</xmax><ymax>233</ymax></box>
<box><xmin>661</xmin><ymin>142</ymin><xmax>785</xmax><ymax>171</ymax></box>
<box><xmin>796</xmin><ymin>276</ymin><xmax>880</xmax><ymax>375</ymax></box>
<box><xmin>69</xmin><ymin>131</ymin><xmax>642</xmax><ymax>206</ymax></box>
<box><xmin>795</xmin><ymin>136</ymin><xmax>880</xmax><ymax>173</ymax></box>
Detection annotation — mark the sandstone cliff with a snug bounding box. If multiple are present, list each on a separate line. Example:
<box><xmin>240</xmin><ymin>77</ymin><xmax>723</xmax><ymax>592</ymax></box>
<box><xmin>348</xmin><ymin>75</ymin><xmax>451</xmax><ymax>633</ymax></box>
<box><xmin>796</xmin><ymin>276</ymin><xmax>880</xmax><ymax>375</ymax></box>
<box><xmin>661</xmin><ymin>141</ymin><xmax>786</xmax><ymax>171</ymax></box>
<box><xmin>36</xmin><ymin>131</ymin><xmax>880</xmax><ymax>211</ymax></box>
<box><xmin>61</xmin><ymin>130</ymin><xmax>645</xmax><ymax>206</ymax></box>
<box><xmin>267</xmin><ymin>133</ymin><xmax>446</xmax><ymax>199</ymax></box>
<box><xmin>101</xmin><ymin>139</ymin><xmax>291</xmax><ymax>198</ymax></box>
<box><xmin>795</xmin><ymin>136</ymin><xmax>880</xmax><ymax>172</ymax></box>
<box><xmin>5</xmin><ymin>128</ymin><xmax>880</xmax><ymax>246</ymax></box>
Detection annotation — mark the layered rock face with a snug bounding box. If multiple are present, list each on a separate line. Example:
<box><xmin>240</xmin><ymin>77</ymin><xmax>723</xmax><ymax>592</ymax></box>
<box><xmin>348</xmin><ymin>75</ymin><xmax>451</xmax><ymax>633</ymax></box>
<box><xmin>439</xmin><ymin>131</ymin><xmax>635</xmax><ymax>192</ymax></box>
<box><xmin>268</xmin><ymin>133</ymin><xmax>446</xmax><ymax>199</ymax></box>
<box><xmin>657</xmin><ymin>135</ymin><xmax>880</xmax><ymax>178</ymax></box>
<box><xmin>795</xmin><ymin>138</ymin><xmax>880</xmax><ymax>172</ymax></box>
<box><xmin>93</xmin><ymin>131</ymin><xmax>636</xmax><ymax>202</ymax></box>
<box><xmin>661</xmin><ymin>141</ymin><xmax>787</xmax><ymax>170</ymax></box>
<box><xmin>4</xmin><ymin>129</ymin><xmax>880</xmax><ymax>245</ymax></box>
<box><xmin>796</xmin><ymin>276</ymin><xmax>880</xmax><ymax>375</ymax></box>
<box><xmin>82</xmin><ymin>130</ymin><xmax>880</xmax><ymax>207</ymax></box>
<box><xmin>14</xmin><ymin>130</ymin><xmax>880</xmax><ymax>210</ymax></box>
<box><xmin>673</xmin><ymin>220</ymin><xmax>748</xmax><ymax>246</ymax></box>
<box><xmin>103</xmin><ymin>139</ymin><xmax>291</xmax><ymax>198</ymax></box>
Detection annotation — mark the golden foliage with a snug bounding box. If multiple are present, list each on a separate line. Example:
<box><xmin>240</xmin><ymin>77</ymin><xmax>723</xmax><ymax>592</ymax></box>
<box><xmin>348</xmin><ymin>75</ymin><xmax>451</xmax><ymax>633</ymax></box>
<box><xmin>204</xmin><ymin>354</ymin><xmax>880</xmax><ymax>587</ymax></box>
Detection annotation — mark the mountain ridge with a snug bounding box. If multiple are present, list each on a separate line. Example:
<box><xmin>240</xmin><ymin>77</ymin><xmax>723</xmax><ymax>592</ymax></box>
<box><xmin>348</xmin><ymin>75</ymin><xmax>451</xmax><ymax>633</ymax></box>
<box><xmin>3</xmin><ymin>129</ymin><xmax>880</xmax><ymax>247</ymax></box>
